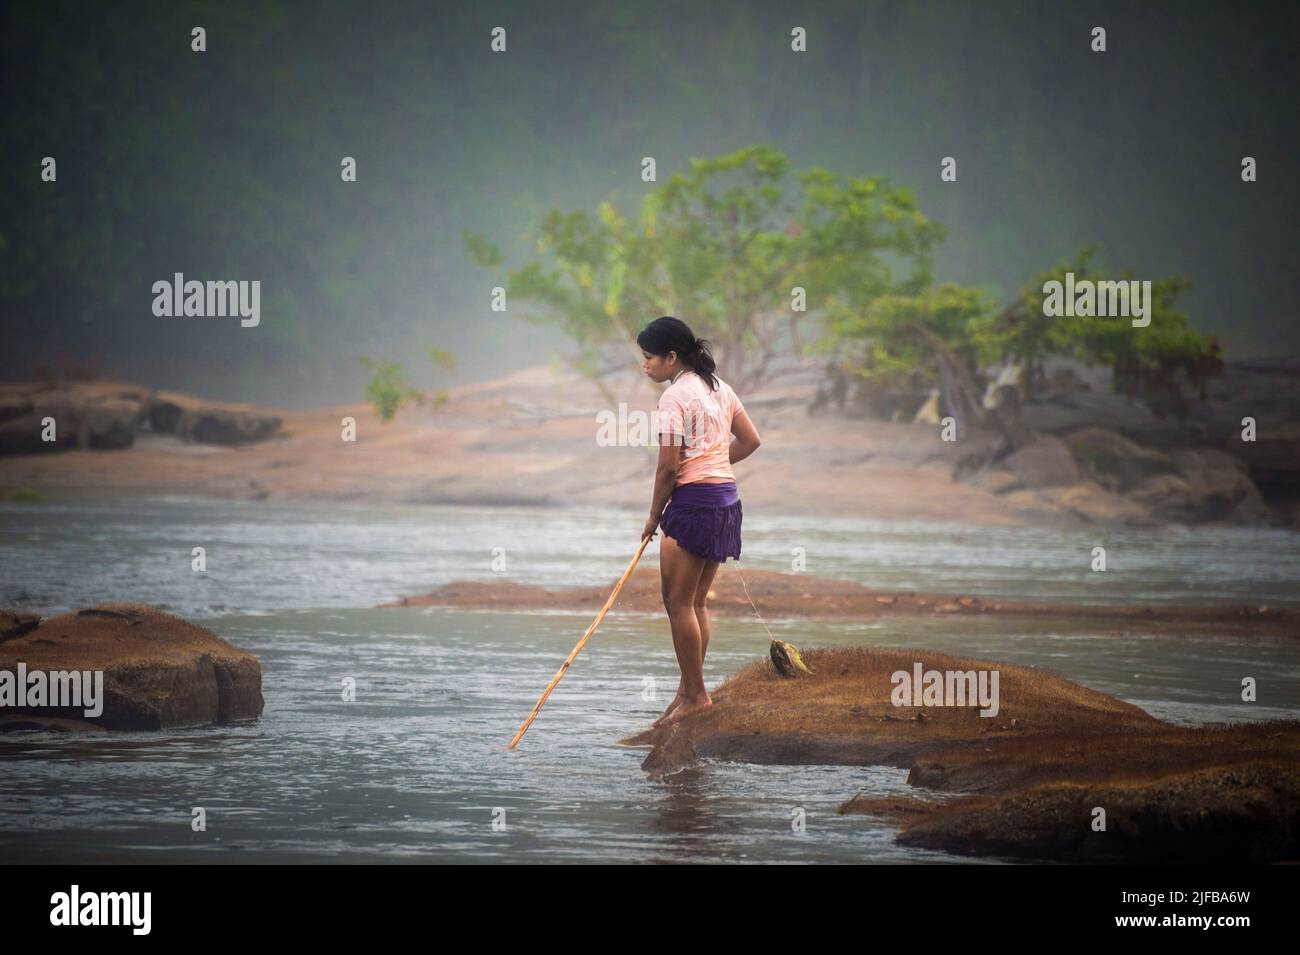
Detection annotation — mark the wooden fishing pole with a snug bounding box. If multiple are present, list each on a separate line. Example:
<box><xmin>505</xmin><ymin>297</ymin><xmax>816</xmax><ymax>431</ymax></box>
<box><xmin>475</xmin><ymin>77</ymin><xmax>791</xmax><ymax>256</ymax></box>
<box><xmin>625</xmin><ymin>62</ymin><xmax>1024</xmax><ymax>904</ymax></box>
<box><xmin>507</xmin><ymin>533</ymin><xmax>653</xmax><ymax>750</ymax></box>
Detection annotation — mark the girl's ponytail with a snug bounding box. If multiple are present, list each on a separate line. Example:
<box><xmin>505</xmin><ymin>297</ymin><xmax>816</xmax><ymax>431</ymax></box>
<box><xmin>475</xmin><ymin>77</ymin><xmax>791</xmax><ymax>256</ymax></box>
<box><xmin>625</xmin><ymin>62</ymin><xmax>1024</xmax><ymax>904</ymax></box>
<box><xmin>682</xmin><ymin>336</ymin><xmax>718</xmax><ymax>392</ymax></box>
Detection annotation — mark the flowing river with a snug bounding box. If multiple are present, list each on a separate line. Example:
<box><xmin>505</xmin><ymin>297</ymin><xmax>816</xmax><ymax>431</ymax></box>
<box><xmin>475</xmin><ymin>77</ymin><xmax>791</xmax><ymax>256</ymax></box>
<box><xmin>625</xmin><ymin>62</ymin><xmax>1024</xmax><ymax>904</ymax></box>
<box><xmin>1</xmin><ymin>497</ymin><xmax>1297</xmax><ymax>863</ymax></box>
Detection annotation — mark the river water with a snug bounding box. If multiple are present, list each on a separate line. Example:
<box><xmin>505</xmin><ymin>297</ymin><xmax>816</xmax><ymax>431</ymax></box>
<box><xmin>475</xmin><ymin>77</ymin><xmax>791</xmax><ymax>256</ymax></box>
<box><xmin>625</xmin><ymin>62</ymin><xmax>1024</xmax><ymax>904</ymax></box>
<box><xmin>1</xmin><ymin>497</ymin><xmax>1297</xmax><ymax>863</ymax></box>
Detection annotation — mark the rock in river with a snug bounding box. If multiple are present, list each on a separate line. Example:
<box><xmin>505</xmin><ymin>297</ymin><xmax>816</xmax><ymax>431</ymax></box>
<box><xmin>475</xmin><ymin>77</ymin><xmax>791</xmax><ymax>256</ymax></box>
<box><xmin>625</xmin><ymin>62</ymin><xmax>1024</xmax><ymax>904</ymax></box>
<box><xmin>0</xmin><ymin>603</ymin><xmax>264</xmax><ymax>731</ymax></box>
<box><xmin>621</xmin><ymin>645</ymin><xmax>1300</xmax><ymax>862</ymax></box>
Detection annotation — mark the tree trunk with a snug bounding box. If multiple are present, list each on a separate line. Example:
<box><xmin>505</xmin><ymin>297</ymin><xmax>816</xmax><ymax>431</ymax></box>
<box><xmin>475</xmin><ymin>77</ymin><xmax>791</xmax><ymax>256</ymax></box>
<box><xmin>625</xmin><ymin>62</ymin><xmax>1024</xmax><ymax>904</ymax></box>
<box><xmin>912</xmin><ymin>325</ymin><xmax>1032</xmax><ymax>453</ymax></box>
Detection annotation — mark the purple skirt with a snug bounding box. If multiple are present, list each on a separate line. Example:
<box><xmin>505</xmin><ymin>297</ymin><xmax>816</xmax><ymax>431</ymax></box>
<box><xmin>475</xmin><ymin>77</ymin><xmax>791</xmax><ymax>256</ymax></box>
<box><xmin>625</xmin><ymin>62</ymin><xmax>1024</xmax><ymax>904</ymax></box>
<box><xmin>660</xmin><ymin>480</ymin><xmax>742</xmax><ymax>563</ymax></box>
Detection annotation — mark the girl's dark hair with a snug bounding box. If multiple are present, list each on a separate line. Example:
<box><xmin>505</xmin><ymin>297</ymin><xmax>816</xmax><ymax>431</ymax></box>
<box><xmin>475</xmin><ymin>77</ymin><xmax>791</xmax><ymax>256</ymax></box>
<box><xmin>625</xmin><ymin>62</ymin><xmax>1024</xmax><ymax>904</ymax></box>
<box><xmin>636</xmin><ymin>316</ymin><xmax>718</xmax><ymax>391</ymax></box>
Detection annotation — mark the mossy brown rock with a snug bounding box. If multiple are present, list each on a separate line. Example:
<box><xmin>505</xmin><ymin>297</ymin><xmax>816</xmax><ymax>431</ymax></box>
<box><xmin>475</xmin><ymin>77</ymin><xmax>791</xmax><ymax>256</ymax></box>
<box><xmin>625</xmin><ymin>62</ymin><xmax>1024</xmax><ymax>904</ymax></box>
<box><xmin>1062</xmin><ymin>426</ymin><xmax>1176</xmax><ymax>490</ymax></box>
<box><xmin>621</xmin><ymin>646</ymin><xmax>1162</xmax><ymax>773</ymax></box>
<box><xmin>859</xmin><ymin>758</ymin><xmax>1300</xmax><ymax>863</ymax></box>
<box><xmin>147</xmin><ymin>389</ymin><xmax>282</xmax><ymax>445</ymax></box>
<box><xmin>0</xmin><ymin>610</ymin><xmax>41</xmax><ymax>644</ymax></box>
<box><xmin>0</xmin><ymin>603</ymin><xmax>264</xmax><ymax>731</ymax></box>
<box><xmin>618</xmin><ymin>645</ymin><xmax>1300</xmax><ymax>862</ymax></box>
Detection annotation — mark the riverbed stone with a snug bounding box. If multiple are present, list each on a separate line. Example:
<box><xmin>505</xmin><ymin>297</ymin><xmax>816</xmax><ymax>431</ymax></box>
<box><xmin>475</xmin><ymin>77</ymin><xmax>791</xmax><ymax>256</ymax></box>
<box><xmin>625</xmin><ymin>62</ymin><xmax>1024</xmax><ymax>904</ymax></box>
<box><xmin>621</xmin><ymin>643</ymin><xmax>1300</xmax><ymax>862</ymax></box>
<box><xmin>1061</xmin><ymin>426</ymin><xmax>1174</xmax><ymax>490</ymax></box>
<box><xmin>1001</xmin><ymin>435</ymin><xmax>1080</xmax><ymax>488</ymax></box>
<box><xmin>0</xmin><ymin>382</ymin><xmax>283</xmax><ymax>456</ymax></box>
<box><xmin>0</xmin><ymin>603</ymin><xmax>264</xmax><ymax>731</ymax></box>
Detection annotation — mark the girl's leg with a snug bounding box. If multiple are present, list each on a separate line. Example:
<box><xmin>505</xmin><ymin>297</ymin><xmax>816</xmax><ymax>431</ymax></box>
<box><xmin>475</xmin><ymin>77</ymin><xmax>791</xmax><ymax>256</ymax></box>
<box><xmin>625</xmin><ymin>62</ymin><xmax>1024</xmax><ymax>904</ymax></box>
<box><xmin>694</xmin><ymin>559</ymin><xmax>721</xmax><ymax>666</ymax></box>
<box><xmin>654</xmin><ymin>557</ymin><xmax>722</xmax><ymax>725</ymax></box>
<box><xmin>653</xmin><ymin>531</ymin><xmax>706</xmax><ymax>725</ymax></box>
<box><xmin>655</xmin><ymin>534</ymin><xmax>715</xmax><ymax>727</ymax></box>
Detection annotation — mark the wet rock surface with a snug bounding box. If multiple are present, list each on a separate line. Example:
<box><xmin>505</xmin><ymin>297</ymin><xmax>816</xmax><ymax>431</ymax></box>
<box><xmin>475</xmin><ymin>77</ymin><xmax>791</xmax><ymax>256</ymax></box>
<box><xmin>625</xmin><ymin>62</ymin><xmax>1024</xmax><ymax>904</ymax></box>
<box><xmin>617</xmin><ymin>645</ymin><xmax>1300</xmax><ymax>862</ymax></box>
<box><xmin>0</xmin><ymin>603</ymin><xmax>264</xmax><ymax>731</ymax></box>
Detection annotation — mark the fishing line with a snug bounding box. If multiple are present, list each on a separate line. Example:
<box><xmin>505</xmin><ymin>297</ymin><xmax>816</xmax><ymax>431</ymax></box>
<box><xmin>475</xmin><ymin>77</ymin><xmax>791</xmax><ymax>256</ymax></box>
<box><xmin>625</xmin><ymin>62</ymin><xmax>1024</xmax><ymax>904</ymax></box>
<box><xmin>733</xmin><ymin>564</ymin><xmax>778</xmax><ymax>643</ymax></box>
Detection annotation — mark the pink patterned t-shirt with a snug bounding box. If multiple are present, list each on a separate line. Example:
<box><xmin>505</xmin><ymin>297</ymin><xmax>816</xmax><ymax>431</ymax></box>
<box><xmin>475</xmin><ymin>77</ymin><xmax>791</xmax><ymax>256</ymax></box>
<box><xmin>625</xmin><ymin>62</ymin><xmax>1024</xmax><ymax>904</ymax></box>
<box><xmin>656</xmin><ymin>370</ymin><xmax>746</xmax><ymax>485</ymax></box>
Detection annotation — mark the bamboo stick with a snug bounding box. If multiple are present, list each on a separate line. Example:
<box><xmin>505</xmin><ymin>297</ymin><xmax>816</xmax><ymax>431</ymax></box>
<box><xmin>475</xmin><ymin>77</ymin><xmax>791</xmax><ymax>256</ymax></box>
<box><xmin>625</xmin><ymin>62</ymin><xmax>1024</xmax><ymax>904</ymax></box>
<box><xmin>507</xmin><ymin>533</ymin><xmax>652</xmax><ymax>750</ymax></box>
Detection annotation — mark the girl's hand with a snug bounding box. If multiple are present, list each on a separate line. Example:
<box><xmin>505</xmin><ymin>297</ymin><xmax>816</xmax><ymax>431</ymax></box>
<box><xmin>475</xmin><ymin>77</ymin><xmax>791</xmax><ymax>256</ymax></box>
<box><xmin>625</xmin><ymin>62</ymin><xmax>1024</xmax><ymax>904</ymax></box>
<box><xmin>641</xmin><ymin>517</ymin><xmax>660</xmax><ymax>542</ymax></box>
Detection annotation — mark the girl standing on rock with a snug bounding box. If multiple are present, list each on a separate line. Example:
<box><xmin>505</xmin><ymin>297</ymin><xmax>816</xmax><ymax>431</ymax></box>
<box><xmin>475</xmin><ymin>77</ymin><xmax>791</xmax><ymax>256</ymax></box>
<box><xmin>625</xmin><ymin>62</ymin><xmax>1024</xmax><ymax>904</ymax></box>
<box><xmin>637</xmin><ymin>316</ymin><xmax>762</xmax><ymax>728</ymax></box>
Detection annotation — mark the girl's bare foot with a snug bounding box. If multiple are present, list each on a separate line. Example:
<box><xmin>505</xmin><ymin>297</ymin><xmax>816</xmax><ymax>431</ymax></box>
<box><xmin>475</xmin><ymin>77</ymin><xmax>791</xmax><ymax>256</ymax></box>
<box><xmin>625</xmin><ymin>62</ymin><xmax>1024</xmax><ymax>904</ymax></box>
<box><xmin>659</xmin><ymin>694</ymin><xmax>712</xmax><ymax>727</ymax></box>
<box><xmin>652</xmin><ymin>684</ymin><xmax>686</xmax><ymax>727</ymax></box>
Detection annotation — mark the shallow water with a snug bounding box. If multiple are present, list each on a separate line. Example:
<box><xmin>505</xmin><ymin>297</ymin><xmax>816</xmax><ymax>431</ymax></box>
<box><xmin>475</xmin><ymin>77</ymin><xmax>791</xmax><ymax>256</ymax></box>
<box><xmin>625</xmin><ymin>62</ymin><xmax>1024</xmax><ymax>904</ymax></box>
<box><xmin>2</xmin><ymin>496</ymin><xmax>1297</xmax><ymax>617</ymax></box>
<box><xmin>0</xmin><ymin>498</ymin><xmax>1297</xmax><ymax>863</ymax></box>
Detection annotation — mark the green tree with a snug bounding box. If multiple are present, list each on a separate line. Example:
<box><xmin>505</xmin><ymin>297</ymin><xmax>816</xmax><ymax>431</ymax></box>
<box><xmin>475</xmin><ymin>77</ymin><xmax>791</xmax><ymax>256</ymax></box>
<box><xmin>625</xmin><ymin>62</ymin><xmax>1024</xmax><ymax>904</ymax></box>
<box><xmin>467</xmin><ymin>142</ymin><xmax>1223</xmax><ymax>455</ymax></box>
<box><xmin>820</xmin><ymin>244</ymin><xmax>1223</xmax><ymax>450</ymax></box>
<box><xmin>464</xmin><ymin>144</ymin><xmax>943</xmax><ymax>394</ymax></box>
<box><xmin>992</xmin><ymin>246</ymin><xmax>1223</xmax><ymax>416</ymax></box>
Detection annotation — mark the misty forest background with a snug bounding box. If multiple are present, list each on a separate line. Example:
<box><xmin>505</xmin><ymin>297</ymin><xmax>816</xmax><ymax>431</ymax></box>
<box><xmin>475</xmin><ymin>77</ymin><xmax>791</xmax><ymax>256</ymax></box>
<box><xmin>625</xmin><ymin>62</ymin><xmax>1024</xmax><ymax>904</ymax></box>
<box><xmin>2</xmin><ymin>0</ymin><xmax>1296</xmax><ymax>408</ymax></box>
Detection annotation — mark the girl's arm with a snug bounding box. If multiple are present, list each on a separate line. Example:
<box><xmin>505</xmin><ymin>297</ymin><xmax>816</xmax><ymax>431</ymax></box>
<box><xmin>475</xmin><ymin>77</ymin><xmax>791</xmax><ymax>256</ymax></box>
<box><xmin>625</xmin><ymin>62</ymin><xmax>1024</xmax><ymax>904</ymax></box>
<box><xmin>643</xmin><ymin>435</ymin><xmax>681</xmax><ymax>539</ymax></box>
<box><xmin>728</xmin><ymin>409</ymin><xmax>761</xmax><ymax>465</ymax></box>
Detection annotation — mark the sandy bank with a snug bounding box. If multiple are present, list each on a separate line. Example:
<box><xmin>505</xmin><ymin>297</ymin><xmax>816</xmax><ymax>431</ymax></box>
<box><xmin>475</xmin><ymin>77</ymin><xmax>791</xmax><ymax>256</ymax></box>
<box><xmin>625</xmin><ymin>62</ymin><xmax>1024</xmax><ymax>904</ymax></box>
<box><xmin>0</xmin><ymin>364</ymin><xmax>1031</xmax><ymax>524</ymax></box>
<box><xmin>8</xmin><ymin>361</ymin><xmax>1293</xmax><ymax>528</ymax></box>
<box><xmin>386</xmin><ymin>566</ymin><xmax>1298</xmax><ymax>639</ymax></box>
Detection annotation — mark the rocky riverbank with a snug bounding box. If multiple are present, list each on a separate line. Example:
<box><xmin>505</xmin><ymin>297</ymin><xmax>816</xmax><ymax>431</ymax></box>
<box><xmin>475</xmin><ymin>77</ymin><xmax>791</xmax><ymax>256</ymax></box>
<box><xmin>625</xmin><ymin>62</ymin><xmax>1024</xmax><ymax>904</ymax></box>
<box><xmin>949</xmin><ymin>357</ymin><xmax>1300</xmax><ymax>527</ymax></box>
<box><xmin>2</xmin><ymin>357</ymin><xmax>1297</xmax><ymax>529</ymax></box>
<box><xmin>0</xmin><ymin>380</ymin><xmax>282</xmax><ymax>454</ymax></box>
